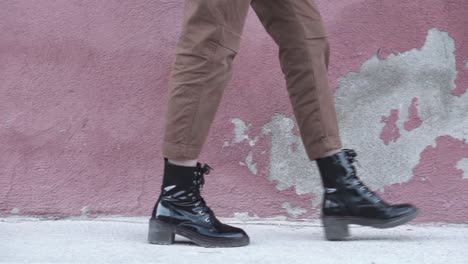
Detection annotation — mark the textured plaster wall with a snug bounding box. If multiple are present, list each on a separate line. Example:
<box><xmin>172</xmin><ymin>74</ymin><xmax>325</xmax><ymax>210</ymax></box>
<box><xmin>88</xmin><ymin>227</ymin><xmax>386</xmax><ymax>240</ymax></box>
<box><xmin>1</xmin><ymin>0</ymin><xmax>467</xmax><ymax>222</ymax></box>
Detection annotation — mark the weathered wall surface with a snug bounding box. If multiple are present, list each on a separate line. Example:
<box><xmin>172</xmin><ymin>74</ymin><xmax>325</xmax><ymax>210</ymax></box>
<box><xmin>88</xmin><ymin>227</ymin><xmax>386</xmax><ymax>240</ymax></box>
<box><xmin>1</xmin><ymin>0</ymin><xmax>467</xmax><ymax>222</ymax></box>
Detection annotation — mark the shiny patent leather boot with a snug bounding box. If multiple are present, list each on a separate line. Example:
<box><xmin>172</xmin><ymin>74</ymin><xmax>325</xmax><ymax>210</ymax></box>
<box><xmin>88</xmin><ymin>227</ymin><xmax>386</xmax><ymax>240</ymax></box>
<box><xmin>316</xmin><ymin>149</ymin><xmax>418</xmax><ymax>240</ymax></box>
<box><xmin>148</xmin><ymin>159</ymin><xmax>249</xmax><ymax>247</ymax></box>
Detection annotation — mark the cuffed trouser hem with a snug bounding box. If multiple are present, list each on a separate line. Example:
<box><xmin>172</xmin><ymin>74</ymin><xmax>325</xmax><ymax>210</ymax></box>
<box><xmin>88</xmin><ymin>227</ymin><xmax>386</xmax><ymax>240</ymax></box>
<box><xmin>305</xmin><ymin>136</ymin><xmax>343</xmax><ymax>161</ymax></box>
<box><xmin>162</xmin><ymin>141</ymin><xmax>202</xmax><ymax>160</ymax></box>
<box><xmin>163</xmin><ymin>136</ymin><xmax>342</xmax><ymax>161</ymax></box>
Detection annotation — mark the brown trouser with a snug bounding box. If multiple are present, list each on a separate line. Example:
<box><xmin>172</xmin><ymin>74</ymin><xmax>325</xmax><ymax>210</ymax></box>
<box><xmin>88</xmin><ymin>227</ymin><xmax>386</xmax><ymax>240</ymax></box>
<box><xmin>162</xmin><ymin>0</ymin><xmax>342</xmax><ymax>161</ymax></box>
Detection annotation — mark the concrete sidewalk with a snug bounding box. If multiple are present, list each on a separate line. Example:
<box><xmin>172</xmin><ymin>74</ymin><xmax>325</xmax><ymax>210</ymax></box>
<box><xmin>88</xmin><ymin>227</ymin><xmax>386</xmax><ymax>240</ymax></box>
<box><xmin>1</xmin><ymin>217</ymin><xmax>467</xmax><ymax>264</ymax></box>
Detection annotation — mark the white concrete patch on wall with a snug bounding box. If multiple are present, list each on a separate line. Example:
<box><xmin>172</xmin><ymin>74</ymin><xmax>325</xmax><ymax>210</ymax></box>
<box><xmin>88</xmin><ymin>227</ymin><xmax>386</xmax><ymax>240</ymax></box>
<box><xmin>457</xmin><ymin>158</ymin><xmax>468</xmax><ymax>179</ymax></box>
<box><xmin>230</xmin><ymin>115</ymin><xmax>322</xmax><ymax>204</ymax></box>
<box><xmin>229</xmin><ymin>29</ymin><xmax>467</xmax><ymax>208</ymax></box>
<box><xmin>80</xmin><ymin>206</ymin><xmax>89</xmax><ymax>218</ymax></box>
<box><xmin>335</xmin><ymin>28</ymin><xmax>468</xmax><ymax>189</ymax></box>
<box><xmin>245</xmin><ymin>151</ymin><xmax>258</xmax><ymax>175</ymax></box>
<box><xmin>230</xmin><ymin>119</ymin><xmax>259</xmax><ymax>176</ymax></box>
<box><xmin>231</xmin><ymin>118</ymin><xmax>259</xmax><ymax>146</ymax></box>
<box><xmin>231</xmin><ymin>118</ymin><xmax>249</xmax><ymax>143</ymax></box>
<box><xmin>10</xmin><ymin>208</ymin><xmax>20</xmax><ymax>214</ymax></box>
<box><xmin>281</xmin><ymin>202</ymin><xmax>307</xmax><ymax>218</ymax></box>
<box><xmin>238</xmin><ymin>151</ymin><xmax>258</xmax><ymax>175</ymax></box>
<box><xmin>232</xmin><ymin>212</ymin><xmax>261</xmax><ymax>222</ymax></box>
<box><xmin>262</xmin><ymin>114</ymin><xmax>323</xmax><ymax>206</ymax></box>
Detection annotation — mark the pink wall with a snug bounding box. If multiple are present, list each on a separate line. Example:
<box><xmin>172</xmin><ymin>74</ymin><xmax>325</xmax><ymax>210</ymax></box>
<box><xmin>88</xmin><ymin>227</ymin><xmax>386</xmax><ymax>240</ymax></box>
<box><xmin>1</xmin><ymin>0</ymin><xmax>467</xmax><ymax>222</ymax></box>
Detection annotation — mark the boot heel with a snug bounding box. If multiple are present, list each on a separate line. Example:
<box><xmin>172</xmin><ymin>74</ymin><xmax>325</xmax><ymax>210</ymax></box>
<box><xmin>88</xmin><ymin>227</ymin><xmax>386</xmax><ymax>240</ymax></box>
<box><xmin>148</xmin><ymin>218</ymin><xmax>175</xmax><ymax>245</ymax></box>
<box><xmin>322</xmin><ymin>217</ymin><xmax>350</xmax><ymax>241</ymax></box>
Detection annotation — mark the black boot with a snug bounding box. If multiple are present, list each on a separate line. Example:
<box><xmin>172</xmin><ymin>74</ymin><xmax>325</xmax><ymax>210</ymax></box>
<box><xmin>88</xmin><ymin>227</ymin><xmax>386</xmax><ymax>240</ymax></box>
<box><xmin>148</xmin><ymin>159</ymin><xmax>249</xmax><ymax>247</ymax></box>
<box><xmin>316</xmin><ymin>149</ymin><xmax>418</xmax><ymax>240</ymax></box>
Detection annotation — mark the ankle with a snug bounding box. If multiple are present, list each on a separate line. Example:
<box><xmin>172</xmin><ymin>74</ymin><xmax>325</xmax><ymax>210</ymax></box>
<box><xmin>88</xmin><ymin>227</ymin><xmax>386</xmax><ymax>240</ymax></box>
<box><xmin>167</xmin><ymin>159</ymin><xmax>198</xmax><ymax>167</ymax></box>
<box><xmin>319</xmin><ymin>149</ymin><xmax>342</xmax><ymax>159</ymax></box>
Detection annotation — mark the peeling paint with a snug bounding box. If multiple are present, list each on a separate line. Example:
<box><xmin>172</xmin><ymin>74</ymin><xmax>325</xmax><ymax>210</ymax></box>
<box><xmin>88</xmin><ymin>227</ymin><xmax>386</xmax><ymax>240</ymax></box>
<box><xmin>80</xmin><ymin>206</ymin><xmax>89</xmax><ymax>218</ymax></box>
<box><xmin>245</xmin><ymin>151</ymin><xmax>258</xmax><ymax>175</ymax></box>
<box><xmin>231</xmin><ymin>118</ymin><xmax>249</xmax><ymax>143</ymax></box>
<box><xmin>229</xmin><ymin>119</ymin><xmax>261</xmax><ymax>175</ymax></box>
<box><xmin>232</xmin><ymin>212</ymin><xmax>261</xmax><ymax>222</ymax></box>
<box><xmin>10</xmin><ymin>208</ymin><xmax>20</xmax><ymax>215</ymax></box>
<box><xmin>231</xmin><ymin>114</ymin><xmax>322</xmax><ymax>205</ymax></box>
<box><xmin>456</xmin><ymin>159</ymin><xmax>468</xmax><ymax>179</ymax></box>
<box><xmin>226</xmin><ymin>29</ymin><xmax>467</xmax><ymax>211</ymax></box>
<box><xmin>238</xmin><ymin>151</ymin><xmax>258</xmax><ymax>175</ymax></box>
<box><xmin>231</xmin><ymin>116</ymin><xmax>316</xmax><ymax>184</ymax></box>
<box><xmin>335</xmin><ymin>28</ymin><xmax>468</xmax><ymax>189</ymax></box>
<box><xmin>262</xmin><ymin>114</ymin><xmax>323</xmax><ymax>205</ymax></box>
<box><xmin>231</xmin><ymin>118</ymin><xmax>259</xmax><ymax>146</ymax></box>
<box><xmin>281</xmin><ymin>202</ymin><xmax>307</xmax><ymax>218</ymax></box>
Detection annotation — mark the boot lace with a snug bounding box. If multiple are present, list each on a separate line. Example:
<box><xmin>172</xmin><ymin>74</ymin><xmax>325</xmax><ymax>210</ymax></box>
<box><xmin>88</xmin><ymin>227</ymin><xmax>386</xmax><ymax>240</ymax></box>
<box><xmin>343</xmin><ymin>149</ymin><xmax>382</xmax><ymax>203</ymax></box>
<box><xmin>191</xmin><ymin>163</ymin><xmax>217</xmax><ymax>222</ymax></box>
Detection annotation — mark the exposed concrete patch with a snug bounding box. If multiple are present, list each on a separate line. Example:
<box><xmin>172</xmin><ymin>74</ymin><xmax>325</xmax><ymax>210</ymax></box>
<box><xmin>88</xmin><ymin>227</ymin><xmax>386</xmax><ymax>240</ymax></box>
<box><xmin>281</xmin><ymin>202</ymin><xmax>307</xmax><ymax>218</ymax></box>
<box><xmin>231</xmin><ymin>118</ymin><xmax>259</xmax><ymax>146</ymax></box>
<box><xmin>80</xmin><ymin>206</ymin><xmax>89</xmax><ymax>218</ymax></box>
<box><xmin>335</xmin><ymin>28</ymin><xmax>468</xmax><ymax>189</ymax></box>
<box><xmin>262</xmin><ymin>114</ymin><xmax>323</xmax><ymax>205</ymax></box>
<box><xmin>231</xmin><ymin>212</ymin><xmax>293</xmax><ymax>223</ymax></box>
<box><xmin>232</xmin><ymin>212</ymin><xmax>261</xmax><ymax>222</ymax></box>
<box><xmin>245</xmin><ymin>151</ymin><xmax>258</xmax><ymax>175</ymax></box>
<box><xmin>229</xmin><ymin>119</ymin><xmax>258</xmax><ymax>175</ymax></box>
<box><xmin>456</xmin><ymin>158</ymin><xmax>468</xmax><ymax>179</ymax></box>
<box><xmin>231</xmin><ymin>118</ymin><xmax>249</xmax><ymax>143</ymax></box>
<box><xmin>228</xmin><ymin>29</ymin><xmax>467</xmax><ymax>209</ymax></box>
<box><xmin>238</xmin><ymin>151</ymin><xmax>258</xmax><ymax>175</ymax></box>
<box><xmin>230</xmin><ymin>115</ymin><xmax>322</xmax><ymax>205</ymax></box>
<box><xmin>10</xmin><ymin>208</ymin><xmax>20</xmax><ymax>215</ymax></box>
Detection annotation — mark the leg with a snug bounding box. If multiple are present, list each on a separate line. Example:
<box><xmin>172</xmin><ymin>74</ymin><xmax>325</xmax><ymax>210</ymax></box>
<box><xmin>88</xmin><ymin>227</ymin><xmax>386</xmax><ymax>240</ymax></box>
<box><xmin>151</xmin><ymin>0</ymin><xmax>251</xmax><ymax>248</ymax></box>
<box><xmin>252</xmin><ymin>0</ymin><xmax>417</xmax><ymax>240</ymax></box>
<box><xmin>251</xmin><ymin>0</ymin><xmax>342</xmax><ymax>160</ymax></box>
<box><xmin>163</xmin><ymin>0</ymin><xmax>251</xmax><ymax>160</ymax></box>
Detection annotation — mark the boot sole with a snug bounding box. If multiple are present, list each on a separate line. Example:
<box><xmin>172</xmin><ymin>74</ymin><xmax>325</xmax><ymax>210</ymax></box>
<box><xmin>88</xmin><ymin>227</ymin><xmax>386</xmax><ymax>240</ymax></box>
<box><xmin>147</xmin><ymin>218</ymin><xmax>250</xmax><ymax>248</ymax></box>
<box><xmin>322</xmin><ymin>208</ymin><xmax>419</xmax><ymax>241</ymax></box>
